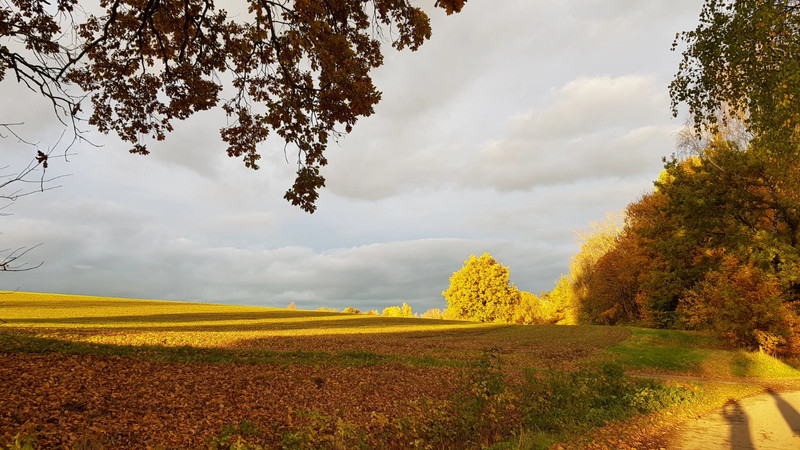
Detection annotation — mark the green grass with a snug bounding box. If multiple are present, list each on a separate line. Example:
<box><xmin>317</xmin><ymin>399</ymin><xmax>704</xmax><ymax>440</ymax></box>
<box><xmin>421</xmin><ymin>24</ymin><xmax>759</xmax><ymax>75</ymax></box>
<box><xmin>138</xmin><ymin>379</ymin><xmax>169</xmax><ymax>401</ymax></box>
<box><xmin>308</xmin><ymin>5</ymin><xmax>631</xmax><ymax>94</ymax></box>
<box><xmin>512</xmin><ymin>362</ymin><xmax>696</xmax><ymax>449</ymax></box>
<box><xmin>609</xmin><ymin>327</ymin><xmax>714</xmax><ymax>372</ymax></box>
<box><xmin>730</xmin><ymin>350</ymin><xmax>800</xmax><ymax>378</ymax></box>
<box><xmin>610</xmin><ymin>327</ymin><xmax>800</xmax><ymax>378</ymax></box>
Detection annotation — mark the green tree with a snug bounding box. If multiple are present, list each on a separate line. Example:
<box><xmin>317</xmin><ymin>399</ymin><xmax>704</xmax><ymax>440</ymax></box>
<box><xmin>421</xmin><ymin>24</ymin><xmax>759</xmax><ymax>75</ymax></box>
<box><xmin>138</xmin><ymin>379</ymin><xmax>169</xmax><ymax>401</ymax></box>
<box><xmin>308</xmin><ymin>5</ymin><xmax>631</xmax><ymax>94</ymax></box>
<box><xmin>658</xmin><ymin>141</ymin><xmax>800</xmax><ymax>302</ymax></box>
<box><xmin>442</xmin><ymin>253</ymin><xmax>520</xmax><ymax>323</ymax></box>
<box><xmin>671</xmin><ymin>0</ymin><xmax>800</xmax><ymax>148</ymax></box>
<box><xmin>2</xmin><ymin>0</ymin><xmax>468</xmax><ymax>212</ymax></box>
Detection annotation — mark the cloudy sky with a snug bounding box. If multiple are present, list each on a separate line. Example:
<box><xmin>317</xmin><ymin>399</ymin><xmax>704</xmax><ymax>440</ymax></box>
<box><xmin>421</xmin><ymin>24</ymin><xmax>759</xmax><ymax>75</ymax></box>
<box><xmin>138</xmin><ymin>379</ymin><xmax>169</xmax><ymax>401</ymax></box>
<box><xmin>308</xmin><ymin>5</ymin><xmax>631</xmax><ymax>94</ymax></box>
<box><xmin>2</xmin><ymin>0</ymin><xmax>702</xmax><ymax>313</ymax></box>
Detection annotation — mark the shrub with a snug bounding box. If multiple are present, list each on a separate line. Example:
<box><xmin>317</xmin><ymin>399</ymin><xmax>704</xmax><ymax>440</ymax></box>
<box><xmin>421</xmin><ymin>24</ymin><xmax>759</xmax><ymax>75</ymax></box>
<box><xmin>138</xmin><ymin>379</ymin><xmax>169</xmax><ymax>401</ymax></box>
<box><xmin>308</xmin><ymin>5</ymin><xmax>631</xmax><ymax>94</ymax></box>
<box><xmin>280</xmin><ymin>410</ymin><xmax>368</xmax><ymax>449</ymax></box>
<box><xmin>419</xmin><ymin>349</ymin><xmax>516</xmax><ymax>447</ymax></box>
<box><xmin>207</xmin><ymin>421</ymin><xmax>263</xmax><ymax>450</ymax></box>
<box><xmin>519</xmin><ymin>362</ymin><xmax>694</xmax><ymax>436</ymax></box>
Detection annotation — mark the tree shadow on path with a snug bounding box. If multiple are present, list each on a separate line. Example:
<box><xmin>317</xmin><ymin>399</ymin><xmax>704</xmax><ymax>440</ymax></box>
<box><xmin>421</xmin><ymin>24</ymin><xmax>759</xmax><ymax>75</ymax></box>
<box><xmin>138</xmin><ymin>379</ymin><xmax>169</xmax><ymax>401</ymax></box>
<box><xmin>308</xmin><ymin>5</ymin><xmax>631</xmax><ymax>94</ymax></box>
<box><xmin>722</xmin><ymin>399</ymin><xmax>754</xmax><ymax>450</ymax></box>
<box><xmin>767</xmin><ymin>388</ymin><xmax>800</xmax><ymax>436</ymax></box>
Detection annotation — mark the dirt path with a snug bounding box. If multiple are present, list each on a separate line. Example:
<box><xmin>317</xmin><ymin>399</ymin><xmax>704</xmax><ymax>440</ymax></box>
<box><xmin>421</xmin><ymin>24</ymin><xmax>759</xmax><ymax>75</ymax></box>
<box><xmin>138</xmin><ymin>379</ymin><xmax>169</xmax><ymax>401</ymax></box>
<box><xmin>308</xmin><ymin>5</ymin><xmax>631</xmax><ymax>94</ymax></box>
<box><xmin>670</xmin><ymin>389</ymin><xmax>800</xmax><ymax>449</ymax></box>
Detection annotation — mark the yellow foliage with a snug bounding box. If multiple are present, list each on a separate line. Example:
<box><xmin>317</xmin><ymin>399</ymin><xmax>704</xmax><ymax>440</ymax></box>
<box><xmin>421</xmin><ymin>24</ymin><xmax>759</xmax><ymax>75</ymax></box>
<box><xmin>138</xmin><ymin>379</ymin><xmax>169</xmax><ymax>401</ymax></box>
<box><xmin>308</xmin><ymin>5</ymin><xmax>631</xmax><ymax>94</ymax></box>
<box><xmin>512</xmin><ymin>291</ymin><xmax>541</xmax><ymax>325</ymax></box>
<box><xmin>442</xmin><ymin>253</ymin><xmax>520</xmax><ymax>323</ymax></box>
<box><xmin>381</xmin><ymin>302</ymin><xmax>413</xmax><ymax>318</ymax></box>
<box><xmin>420</xmin><ymin>308</ymin><xmax>444</xmax><ymax>319</ymax></box>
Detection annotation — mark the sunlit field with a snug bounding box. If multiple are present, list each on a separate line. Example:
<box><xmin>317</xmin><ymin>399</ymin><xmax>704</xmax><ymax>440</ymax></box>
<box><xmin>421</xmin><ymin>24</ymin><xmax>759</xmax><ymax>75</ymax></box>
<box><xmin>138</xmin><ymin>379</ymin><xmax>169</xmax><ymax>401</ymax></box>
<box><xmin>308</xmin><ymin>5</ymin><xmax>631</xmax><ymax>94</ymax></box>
<box><xmin>0</xmin><ymin>292</ymin><xmax>629</xmax><ymax>368</ymax></box>
<box><xmin>2</xmin><ymin>292</ymin><xmax>797</xmax><ymax>449</ymax></box>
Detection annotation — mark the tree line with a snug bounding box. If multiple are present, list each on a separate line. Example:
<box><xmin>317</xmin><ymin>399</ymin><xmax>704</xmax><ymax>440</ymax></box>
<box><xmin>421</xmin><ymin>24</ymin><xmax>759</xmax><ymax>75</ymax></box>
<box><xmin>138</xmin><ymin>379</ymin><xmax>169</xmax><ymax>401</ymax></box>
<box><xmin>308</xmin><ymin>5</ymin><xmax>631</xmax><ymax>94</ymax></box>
<box><xmin>441</xmin><ymin>131</ymin><xmax>800</xmax><ymax>358</ymax></box>
<box><xmin>564</xmin><ymin>133</ymin><xmax>800</xmax><ymax>356</ymax></box>
<box><xmin>442</xmin><ymin>0</ymin><xmax>800</xmax><ymax>358</ymax></box>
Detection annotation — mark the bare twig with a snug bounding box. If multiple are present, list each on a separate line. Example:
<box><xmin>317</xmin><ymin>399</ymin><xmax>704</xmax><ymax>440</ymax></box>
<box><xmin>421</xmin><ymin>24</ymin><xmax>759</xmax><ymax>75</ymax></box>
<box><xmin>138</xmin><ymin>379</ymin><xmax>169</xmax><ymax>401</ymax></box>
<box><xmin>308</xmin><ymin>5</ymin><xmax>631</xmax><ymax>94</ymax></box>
<box><xmin>1</xmin><ymin>122</ymin><xmax>73</xmax><ymax>275</ymax></box>
<box><xmin>0</xmin><ymin>244</ymin><xmax>43</xmax><ymax>272</ymax></box>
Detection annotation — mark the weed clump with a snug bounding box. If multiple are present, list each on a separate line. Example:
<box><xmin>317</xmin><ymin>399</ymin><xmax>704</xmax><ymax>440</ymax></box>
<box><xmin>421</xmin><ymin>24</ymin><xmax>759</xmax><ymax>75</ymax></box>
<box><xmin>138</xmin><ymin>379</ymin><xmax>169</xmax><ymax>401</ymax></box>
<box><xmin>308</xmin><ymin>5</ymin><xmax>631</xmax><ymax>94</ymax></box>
<box><xmin>207</xmin><ymin>421</ymin><xmax>263</xmax><ymax>450</ymax></box>
<box><xmin>519</xmin><ymin>362</ymin><xmax>694</xmax><ymax>439</ymax></box>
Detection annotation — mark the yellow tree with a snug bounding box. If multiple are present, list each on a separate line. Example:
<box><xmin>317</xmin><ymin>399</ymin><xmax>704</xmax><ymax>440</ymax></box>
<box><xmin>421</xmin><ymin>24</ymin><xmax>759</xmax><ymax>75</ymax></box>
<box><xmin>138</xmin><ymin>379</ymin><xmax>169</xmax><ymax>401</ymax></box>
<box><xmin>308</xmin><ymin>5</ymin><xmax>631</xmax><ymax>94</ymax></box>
<box><xmin>442</xmin><ymin>253</ymin><xmax>519</xmax><ymax>323</ymax></box>
<box><xmin>567</xmin><ymin>212</ymin><xmax>623</xmax><ymax>323</ymax></box>
<box><xmin>540</xmin><ymin>275</ymin><xmax>579</xmax><ymax>325</ymax></box>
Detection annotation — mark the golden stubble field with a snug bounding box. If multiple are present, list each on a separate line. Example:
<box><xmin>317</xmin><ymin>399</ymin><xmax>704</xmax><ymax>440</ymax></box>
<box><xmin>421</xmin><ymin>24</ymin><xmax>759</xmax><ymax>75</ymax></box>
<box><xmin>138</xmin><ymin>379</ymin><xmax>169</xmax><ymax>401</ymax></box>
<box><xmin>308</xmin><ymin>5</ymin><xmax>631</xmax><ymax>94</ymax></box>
<box><xmin>0</xmin><ymin>292</ymin><xmax>632</xmax><ymax>448</ymax></box>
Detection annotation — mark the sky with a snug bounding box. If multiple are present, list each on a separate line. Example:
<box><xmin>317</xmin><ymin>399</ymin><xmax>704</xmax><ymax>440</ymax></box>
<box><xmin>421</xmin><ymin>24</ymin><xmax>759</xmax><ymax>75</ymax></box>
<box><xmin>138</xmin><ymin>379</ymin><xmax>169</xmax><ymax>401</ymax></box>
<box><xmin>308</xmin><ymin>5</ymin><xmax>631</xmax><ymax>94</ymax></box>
<box><xmin>1</xmin><ymin>0</ymin><xmax>703</xmax><ymax>313</ymax></box>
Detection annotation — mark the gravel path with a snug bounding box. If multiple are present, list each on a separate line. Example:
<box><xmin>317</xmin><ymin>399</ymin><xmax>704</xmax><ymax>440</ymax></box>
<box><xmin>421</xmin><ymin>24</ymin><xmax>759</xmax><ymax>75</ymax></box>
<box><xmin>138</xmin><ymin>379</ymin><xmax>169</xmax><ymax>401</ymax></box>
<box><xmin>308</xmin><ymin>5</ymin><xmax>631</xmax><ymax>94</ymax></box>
<box><xmin>670</xmin><ymin>389</ymin><xmax>800</xmax><ymax>449</ymax></box>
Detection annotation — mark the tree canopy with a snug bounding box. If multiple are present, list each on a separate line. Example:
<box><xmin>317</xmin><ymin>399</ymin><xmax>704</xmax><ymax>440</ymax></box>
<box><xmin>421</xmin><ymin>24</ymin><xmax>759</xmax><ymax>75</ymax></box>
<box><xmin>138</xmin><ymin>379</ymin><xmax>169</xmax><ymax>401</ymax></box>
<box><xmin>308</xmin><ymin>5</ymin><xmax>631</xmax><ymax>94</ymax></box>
<box><xmin>442</xmin><ymin>253</ymin><xmax>519</xmax><ymax>323</ymax></box>
<box><xmin>1</xmin><ymin>0</ymin><xmax>468</xmax><ymax>212</ymax></box>
<box><xmin>557</xmin><ymin>140</ymin><xmax>800</xmax><ymax>355</ymax></box>
<box><xmin>442</xmin><ymin>253</ymin><xmax>574</xmax><ymax>325</ymax></box>
<box><xmin>671</xmin><ymin>0</ymin><xmax>800</xmax><ymax>147</ymax></box>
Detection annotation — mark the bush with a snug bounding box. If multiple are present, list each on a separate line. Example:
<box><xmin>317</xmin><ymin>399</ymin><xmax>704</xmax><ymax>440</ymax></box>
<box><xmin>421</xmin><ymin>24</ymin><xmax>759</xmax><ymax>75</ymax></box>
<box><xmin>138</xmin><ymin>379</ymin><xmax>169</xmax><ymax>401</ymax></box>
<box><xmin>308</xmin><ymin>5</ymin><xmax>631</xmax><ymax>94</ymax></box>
<box><xmin>519</xmin><ymin>362</ymin><xmax>694</xmax><ymax>435</ymax></box>
<box><xmin>417</xmin><ymin>349</ymin><xmax>516</xmax><ymax>447</ymax></box>
<box><xmin>207</xmin><ymin>421</ymin><xmax>263</xmax><ymax>450</ymax></box>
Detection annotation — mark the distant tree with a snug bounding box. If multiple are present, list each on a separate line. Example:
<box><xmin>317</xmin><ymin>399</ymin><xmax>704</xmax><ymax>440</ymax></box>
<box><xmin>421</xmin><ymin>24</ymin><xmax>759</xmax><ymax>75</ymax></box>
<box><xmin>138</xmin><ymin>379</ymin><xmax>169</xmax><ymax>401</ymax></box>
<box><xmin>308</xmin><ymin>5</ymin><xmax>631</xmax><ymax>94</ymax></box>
<box><xmin>286</xmin><ymin>301</ymin><xmax>296</xmax><ymax>310</ymax></box>
<box><xmin>658</xmin><ymin>140</ymin><xmax>800</xmax><ymax>301</ymax></box>
<box><xmin>401</xmin><ymin>302</ymin><xmax>414</xmax><ymax>318</ymax></box>
<box><xmin>341</xmin><ymin>306</ymin><xmax>361</xmax><ymax>314</ymax></box>
<box><xmin>2</xmin><ymin>0</ymin><xmax>469</xmax><ymax>212</ymax></box>
<box><xmin>421</xmin><ymin>308</ymin><xmax>444</xmax><ymax>319</ymax></box>
<box><xmin>585</xmin><ymin>235</ymin><xmax>645</xmax><ymax>324</ymax></box>
<box><xmin>511</xmin><ymin>291</ymin><xmax>543</xmax><ymax>325</ymax></box>
<box><xmin>442</xmin><ymin>253</ymin><xmax>520</xmax><ymax>323</ymax></box>
<box><xmin>566</xmin><ymin>213</ymin><xmax>623</xmax><ymax>323</ymax></box>
<box><xmin>381</xmin><ymin>302</ymin><xmax>413</xmax><ymax>317</ymax></box>
<box><xmin>615</xmin><ymin>190</ymin><xmax>678</xmax><ymax>327</ymax></box>
<box><xmin>562</xmin><ymin>129</ymin><xmax>800</xmax><ymax>350</ymax></box>
<box><xmin>545</xmin><ymin>275</ymin><xmax>579</xmax><ymax>325</ymax></box>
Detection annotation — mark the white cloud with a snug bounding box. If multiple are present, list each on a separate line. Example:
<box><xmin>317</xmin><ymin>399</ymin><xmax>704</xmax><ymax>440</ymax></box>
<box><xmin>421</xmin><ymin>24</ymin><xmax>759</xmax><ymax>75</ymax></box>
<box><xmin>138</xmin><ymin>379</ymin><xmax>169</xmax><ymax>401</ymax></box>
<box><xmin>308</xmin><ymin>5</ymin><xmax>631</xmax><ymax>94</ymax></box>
<box><xmin>326</xmin><ymin>75</ymin><xmax>677</xmax><ymax>198</ymax></box>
